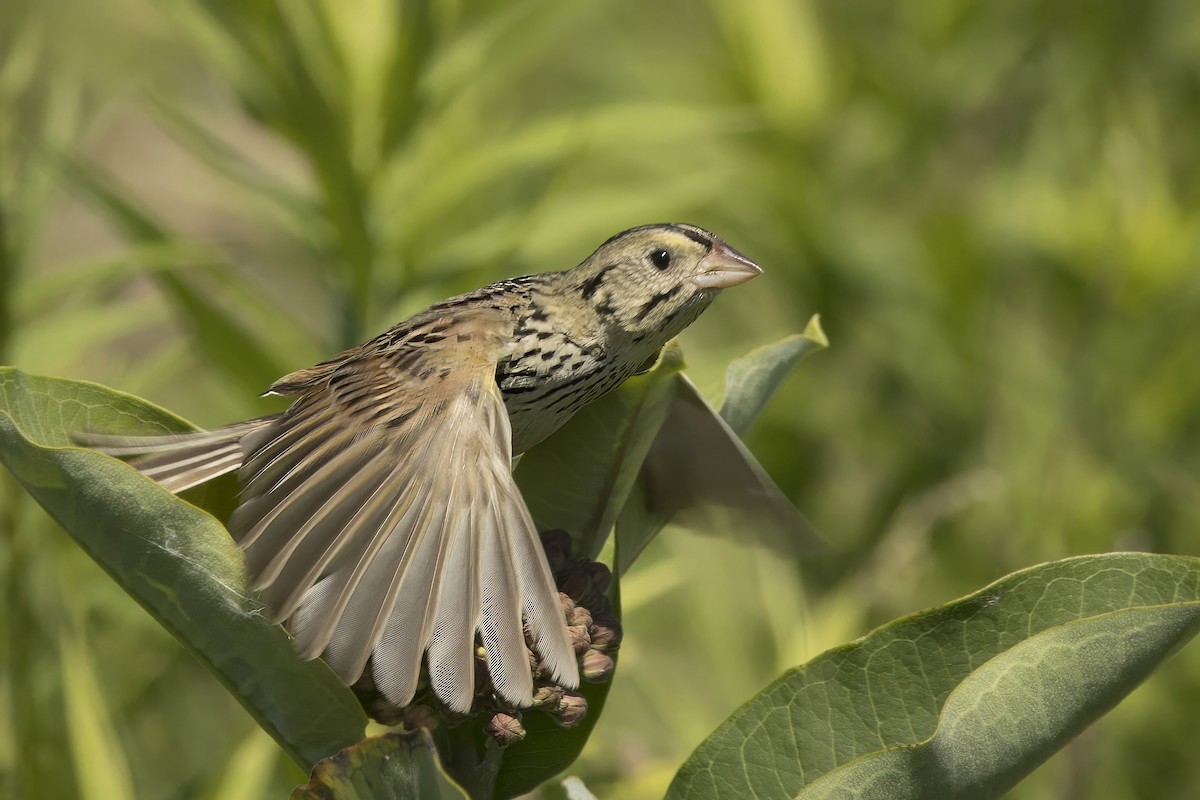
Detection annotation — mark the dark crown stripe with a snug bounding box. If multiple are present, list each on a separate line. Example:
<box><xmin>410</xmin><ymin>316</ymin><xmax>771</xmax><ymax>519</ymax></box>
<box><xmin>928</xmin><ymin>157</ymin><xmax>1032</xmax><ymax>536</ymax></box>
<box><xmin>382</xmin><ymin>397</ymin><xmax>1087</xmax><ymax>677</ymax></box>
<box><xmin>668</xmin><ymin>224</ymin><xmax>714</xmax><ymax>251</ymax></box>
<box><xmin>599</xmin><ymin>222</ymin><xmax>713</xmax><ymax>251</ymax></box>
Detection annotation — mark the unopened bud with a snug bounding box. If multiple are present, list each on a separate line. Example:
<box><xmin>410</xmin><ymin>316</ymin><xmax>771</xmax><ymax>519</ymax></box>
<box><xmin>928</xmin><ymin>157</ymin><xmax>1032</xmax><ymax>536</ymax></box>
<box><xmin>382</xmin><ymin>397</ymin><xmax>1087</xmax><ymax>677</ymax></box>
<box><xmin>567</xmin><ymin>624</ymin><xmax>591</xmax><ymax>654</ymax></box>
<box><xmin>567</xmin><ymin>605</ymin><xmax>593</xmax><ymax>629</ymax></box>
<box><xmin>589</xmin><ymin>614</ymin><xmax>623</xmax><ymax>651</ymax></box>
<box><xmin>552</xmin><ymin>691</ymin><xmax>588</xmax><ymax>727</ymax></box>
<box><xmin>531</xmin><ymin>684</ymin><xmax>565</xmax><ymax>709</ymax></box>
<box><xmin>367</xmin><ymin>699</ymin><xmax>404</xmax><ymax>726</ymax></box>
<box><xmin>485</xmin><ymin>712</ymin><xmax>526</xmax><ymax>747</ymax></box>
<box><xmin>401</xmin><ymin>704</ymin><xmax>437</xmax><ymax>730</ymax></box>
<box><xmin>558</xmin><ymin>592</ymin><xmax>577</xmax><ymax>618</ymax></box>
<box><xmin>581</xmin><ymin>649</ymin><xmax>615</xmax><ymax>682</ymax></box>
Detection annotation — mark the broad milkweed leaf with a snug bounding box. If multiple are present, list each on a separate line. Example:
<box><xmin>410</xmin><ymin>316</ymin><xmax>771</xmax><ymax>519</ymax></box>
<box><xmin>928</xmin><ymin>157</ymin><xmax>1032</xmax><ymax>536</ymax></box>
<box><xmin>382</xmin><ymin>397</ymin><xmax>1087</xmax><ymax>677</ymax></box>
<box><xmin>667</xmin><ymin>553</ymin><xmax>1200</xmax><ymax>800</ymax></box>
<box><xmin>0</xmin><ymin>368</ymin><xmax>367</xmax><ymax>769</ymax></box>
<box><xmin>720</xmin><ymin>315</ymin><xmax>828</xmax><ymax>436</ymax></box>
<box><xmin>291</xmin><ymin>731</ymin><xmax>467</xmax><ymax>800</ymax></box>
<box><xmin>616</xmin><ymin>374</ymin><xmax>823</xmax><ymax>575</ymax></box>
<box><xmin>616</xmin><ymin>321</ymin><xmax>828</xmax><ymax>575</ymax></box>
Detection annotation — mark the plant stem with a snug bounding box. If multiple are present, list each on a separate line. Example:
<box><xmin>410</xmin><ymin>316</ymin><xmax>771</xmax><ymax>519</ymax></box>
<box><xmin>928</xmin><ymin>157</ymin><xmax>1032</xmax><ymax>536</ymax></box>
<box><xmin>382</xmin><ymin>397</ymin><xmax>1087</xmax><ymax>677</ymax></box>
<box><xmin>433</xmin><ymin>719</ymin><xmax>502</xmax><ymax>800</ymax></box>
<box><xmin>3</xmin><ymin>474</ymin><xmax>39</xmax><ymax>799</ymax></box>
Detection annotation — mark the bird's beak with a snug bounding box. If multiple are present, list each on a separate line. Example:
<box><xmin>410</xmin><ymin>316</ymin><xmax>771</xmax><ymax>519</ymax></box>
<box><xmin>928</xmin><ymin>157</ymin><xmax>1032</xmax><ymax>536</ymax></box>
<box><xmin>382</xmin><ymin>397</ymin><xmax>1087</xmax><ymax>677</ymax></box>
<box><xmin>692</xmin><ymin>243</ymin><xmax>764</xmax><ymax>290</ymax></box>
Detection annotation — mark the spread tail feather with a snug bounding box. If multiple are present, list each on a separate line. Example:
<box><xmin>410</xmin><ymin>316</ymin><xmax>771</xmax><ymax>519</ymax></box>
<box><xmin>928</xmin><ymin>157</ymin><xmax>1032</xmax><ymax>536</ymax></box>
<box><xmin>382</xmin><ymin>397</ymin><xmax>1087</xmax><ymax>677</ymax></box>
<box><xmin>76</xmin><ymin>418</ymin><xmax>277</xmax><ymax>494</ymax></box>
<box><xmin>267</xmin><ymin>373</ymin><xmax>578</xmax><ymax>712</ymax></box>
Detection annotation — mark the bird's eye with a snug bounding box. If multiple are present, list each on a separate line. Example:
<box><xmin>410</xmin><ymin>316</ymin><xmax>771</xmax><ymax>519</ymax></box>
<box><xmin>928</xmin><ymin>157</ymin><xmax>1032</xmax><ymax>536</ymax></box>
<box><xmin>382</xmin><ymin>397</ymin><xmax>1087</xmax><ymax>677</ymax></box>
<box><xmin>649</xmin><ymin>248</ymin><xmax>672</xmax><ymax>270</ymax></box>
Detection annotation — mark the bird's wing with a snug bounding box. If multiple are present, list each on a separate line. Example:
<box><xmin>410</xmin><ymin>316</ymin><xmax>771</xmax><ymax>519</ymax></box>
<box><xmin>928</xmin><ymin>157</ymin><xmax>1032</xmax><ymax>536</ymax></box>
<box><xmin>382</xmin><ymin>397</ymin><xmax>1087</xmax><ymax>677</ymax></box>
<box><xmin>233</xmin><ymin>308</ymin><xmax>577</xmax><ymax>712</ymax></box>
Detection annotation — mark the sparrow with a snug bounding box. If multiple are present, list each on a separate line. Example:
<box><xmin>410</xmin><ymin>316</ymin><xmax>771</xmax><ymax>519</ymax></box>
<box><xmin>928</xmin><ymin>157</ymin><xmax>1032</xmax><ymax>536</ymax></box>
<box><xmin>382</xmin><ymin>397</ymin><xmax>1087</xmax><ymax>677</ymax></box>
<box><xmin>84</xmin><ymin>223</ymin><xmax>762</xmax><ymax>714</ymax></box>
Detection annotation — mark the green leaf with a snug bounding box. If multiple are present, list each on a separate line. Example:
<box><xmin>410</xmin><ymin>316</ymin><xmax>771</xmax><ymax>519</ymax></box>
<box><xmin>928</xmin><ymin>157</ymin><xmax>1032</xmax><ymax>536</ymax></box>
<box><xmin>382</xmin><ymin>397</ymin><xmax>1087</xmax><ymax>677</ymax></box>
<box><xmin>719</xmin><ymin>315</ymin><xmax>829</xmax><ymax>436</ymax></box>
<box><xmin>667</xmin><ymin>553</ymin><xmax>1200</xmax><ymax>800</ymax></box>
<box><xmin>291</xmin><ymin>731</ymin><xmax>467</xmax><ymax>800</ymax></box>
<box><xmin>616</xmin><ymin>323</ymin><xmax>828</xmax><ymax>575</ymax></box>
<box><xmin>616</xmin><ymin>374</ymin><xmax>823</xmax><ymax>575</ymax></box>
<box><xmin>377</xmin><ymin>0</ymin><xmax>434</xmax><ymax>155</ymax></box>
<box><xmin>515</xmin><ymin>342</ymin><xmax>686</xmax><ymax>559</ymax></box>
<box><xmin>0</xmin><ymin>368</ymin><xmax>367</xmax><ymax>769</ymax></box>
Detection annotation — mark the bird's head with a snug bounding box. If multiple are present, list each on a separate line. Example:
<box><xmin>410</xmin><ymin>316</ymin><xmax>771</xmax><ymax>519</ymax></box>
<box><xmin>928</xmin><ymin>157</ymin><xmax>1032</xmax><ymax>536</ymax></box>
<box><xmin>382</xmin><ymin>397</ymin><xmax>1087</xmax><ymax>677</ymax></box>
<box><xmin>567</xmin><ymin>223</ymin><xmax>762</xmax><ymax>340</ymax></box>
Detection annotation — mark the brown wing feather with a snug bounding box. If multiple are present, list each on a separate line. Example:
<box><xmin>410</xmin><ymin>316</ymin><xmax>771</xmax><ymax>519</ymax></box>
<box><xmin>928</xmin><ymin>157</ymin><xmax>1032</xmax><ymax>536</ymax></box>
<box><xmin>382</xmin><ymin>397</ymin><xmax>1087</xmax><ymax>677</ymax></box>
<box><xmin>234</xmin><ymin>308</ymin><xmax>578</xmax><ymax>712</ymax></box>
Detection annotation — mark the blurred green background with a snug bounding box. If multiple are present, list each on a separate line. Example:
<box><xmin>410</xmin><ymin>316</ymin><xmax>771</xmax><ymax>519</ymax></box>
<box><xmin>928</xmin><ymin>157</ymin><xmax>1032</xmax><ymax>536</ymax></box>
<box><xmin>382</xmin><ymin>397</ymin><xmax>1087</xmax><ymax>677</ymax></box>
<box><xmin>3</xmin><ymin>0</ymin><xmax>1200</xmax><ymax>797</ymax></box>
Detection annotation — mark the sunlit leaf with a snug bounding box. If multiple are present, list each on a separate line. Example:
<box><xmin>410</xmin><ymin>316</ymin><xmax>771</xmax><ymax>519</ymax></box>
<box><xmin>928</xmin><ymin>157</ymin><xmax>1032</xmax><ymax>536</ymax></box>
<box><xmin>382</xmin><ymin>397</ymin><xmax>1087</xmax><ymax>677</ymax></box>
<box><xmin>560</xmin><ymin>776</ymin><xmax>600</xmax><ymax>800</ymax></box>
<box><xmin>667</xmin><ymin>553</ymin><xmax>1200</xmax><ymax>799</ymax></box>
<box><xmin>0</xmin><ymin>368</ymin><xmax>367</xmax><ymax>769</ymax></box>
<box><xmin>719</xmin><ymin>315</ymin><xmax>828</xmax><ymax>436</ymax></box>
<box><xmin>616</xmin><ymin>322</ymin><xmax>828</xmax><ymax>574</ymax></box>
<box><xmin>616</xmin><ymin>374</ymin><xmax>822</xmax><ymax>575</ymax></box>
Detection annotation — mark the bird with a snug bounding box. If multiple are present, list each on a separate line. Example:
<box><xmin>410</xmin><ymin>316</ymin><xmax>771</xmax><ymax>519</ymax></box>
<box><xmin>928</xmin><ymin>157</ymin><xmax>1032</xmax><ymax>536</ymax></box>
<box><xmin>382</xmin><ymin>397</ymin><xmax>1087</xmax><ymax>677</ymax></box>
<box><xmin>82</xmin><ymin>223</ymin><xmax>763</xmax><ymax>714</ymax></box>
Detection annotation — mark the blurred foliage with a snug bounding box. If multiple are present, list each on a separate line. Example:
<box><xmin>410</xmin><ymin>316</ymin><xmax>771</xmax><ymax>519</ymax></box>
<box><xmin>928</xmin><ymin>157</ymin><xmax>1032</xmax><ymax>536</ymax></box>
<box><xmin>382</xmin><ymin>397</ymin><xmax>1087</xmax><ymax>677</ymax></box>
<box><xmin>2</xmin><ymin>0</ymin><xmax>1199</xmax><ymax>798</ymax></box>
